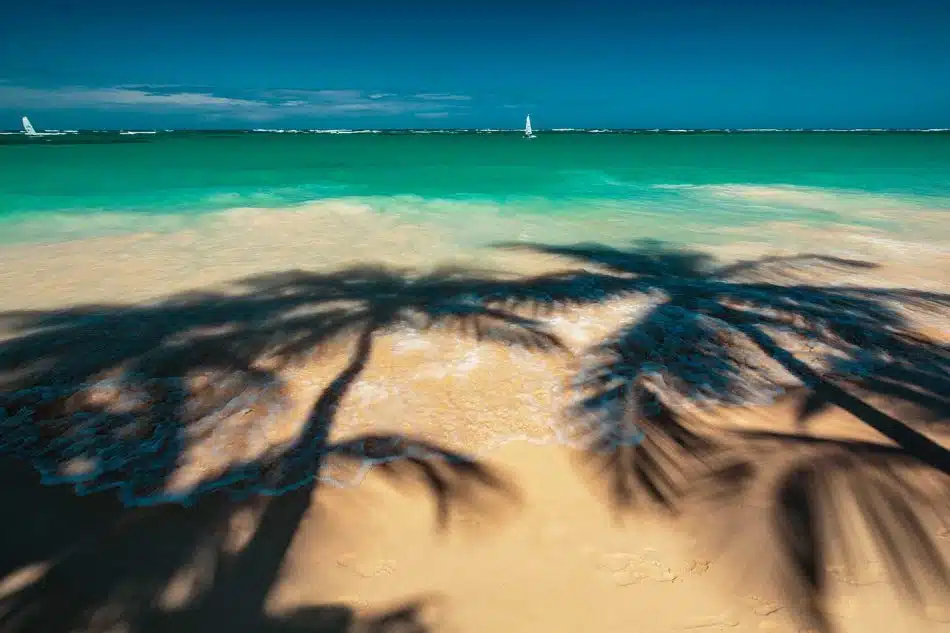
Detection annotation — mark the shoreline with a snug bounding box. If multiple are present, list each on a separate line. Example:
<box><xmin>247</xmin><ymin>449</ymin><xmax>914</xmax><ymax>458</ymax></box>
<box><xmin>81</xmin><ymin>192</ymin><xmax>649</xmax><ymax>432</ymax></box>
<box><xmin>2</xmin><ymin>180</ymin><xmax>949</xmax><ymax>249</ymax></box>
<box><xmin>1</xmin><ymin>200</ymin><xmax>949</xmax><ymax>310</ymax></box>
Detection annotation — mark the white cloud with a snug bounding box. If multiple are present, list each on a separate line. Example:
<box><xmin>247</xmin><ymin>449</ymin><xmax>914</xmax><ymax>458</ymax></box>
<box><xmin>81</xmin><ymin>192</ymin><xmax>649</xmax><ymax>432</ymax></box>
<box><xmin>263</xmin><ymin>89</ymin><xmax>363</xmax><ymax>101</ymax></box>
<box><xmin>113</xmin><ymin>83</ymin><xmax>195</xmax><ymax>90</ymax></box>
<box><xmin>0</xmin><ymin>84</ymin><xmax>273</xmax><ymax>120</ymax></box>
<box><xmin>413</xmin><ymin>93</ymin><xmax>472</xmax><ymax>102</ymax></box>
<box><xmin>0</xmin><ymin>83</ymin><xmax>472</xmax><ymax>121</ymax></box>
<box><xmin>416</xmin><ymin>111</ymin><xmax>450</xmax><ymax>119</ymax></box>
<box><xmin>261</xmin><ymin>89</ymin><xmax>465</xmax><ymax>115</ymax></box>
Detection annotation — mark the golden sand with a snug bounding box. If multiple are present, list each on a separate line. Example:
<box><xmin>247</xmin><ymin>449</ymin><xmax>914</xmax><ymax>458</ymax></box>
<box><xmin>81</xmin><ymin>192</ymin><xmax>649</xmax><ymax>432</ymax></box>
<box><xmin>0</xmin><ymin>209</ymin><xmax>948</xmax><ymax>633</ymax></box>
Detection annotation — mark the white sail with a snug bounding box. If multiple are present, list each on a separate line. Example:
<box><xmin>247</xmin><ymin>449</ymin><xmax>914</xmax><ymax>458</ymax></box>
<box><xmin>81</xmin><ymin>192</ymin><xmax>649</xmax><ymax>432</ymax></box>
<box><xmin>22</xmin><ymin>116</ymin><xmax>37</xmax><ymax>136</ymax></box>
<box><xmin>524</xmin><ymin>115</ymin><xmax>533</xmax><ymax>137</ymax></box>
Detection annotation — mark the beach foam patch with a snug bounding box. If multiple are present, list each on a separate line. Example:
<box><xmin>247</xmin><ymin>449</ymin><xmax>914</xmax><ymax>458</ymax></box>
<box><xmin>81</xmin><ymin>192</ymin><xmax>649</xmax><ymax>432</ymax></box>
<box><xmin>653</xmin><ymin>183</ymin><xmax>950</xmax><ymax>217</ymax></box>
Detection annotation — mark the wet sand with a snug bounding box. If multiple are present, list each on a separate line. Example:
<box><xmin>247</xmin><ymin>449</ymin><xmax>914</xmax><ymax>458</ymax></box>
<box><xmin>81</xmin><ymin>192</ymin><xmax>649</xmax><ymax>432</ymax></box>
<box><xmin>1</xmin><ymin>208</ymin><xmax>949</xmax><ymax>633</ymax></box>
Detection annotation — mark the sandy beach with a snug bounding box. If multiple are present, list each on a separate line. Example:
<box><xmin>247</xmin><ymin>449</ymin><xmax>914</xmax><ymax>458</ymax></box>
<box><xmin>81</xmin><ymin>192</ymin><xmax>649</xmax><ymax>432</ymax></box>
<box><xmin>1</xmin><ymin>209</ymin><xmax>949</xmax><ymax>633</ymax></box>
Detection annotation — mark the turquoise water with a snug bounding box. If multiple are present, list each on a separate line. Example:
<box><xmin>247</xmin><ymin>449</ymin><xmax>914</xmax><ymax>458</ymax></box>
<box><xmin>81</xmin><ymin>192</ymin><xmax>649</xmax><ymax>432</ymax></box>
<box><xmin>1</xmin><ymin>130</ymin><xmax>949</xmax><ymax>246</ymax></box>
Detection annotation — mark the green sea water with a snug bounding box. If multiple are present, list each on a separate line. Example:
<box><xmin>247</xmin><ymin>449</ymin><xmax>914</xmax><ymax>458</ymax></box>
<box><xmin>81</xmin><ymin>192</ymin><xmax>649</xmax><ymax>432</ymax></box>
<box><xmin>1</xmin><ymin>130</ymin><xmax>949</xmax><ymax>247</ymax></box>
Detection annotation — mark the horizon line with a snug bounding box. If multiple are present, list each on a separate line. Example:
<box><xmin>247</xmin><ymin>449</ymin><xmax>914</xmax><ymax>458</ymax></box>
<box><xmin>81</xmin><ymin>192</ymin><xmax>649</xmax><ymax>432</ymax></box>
<box><xmin>4</xmin><ymin>127</ymin><xmax>949</xmax><ymax>133</ymax></box>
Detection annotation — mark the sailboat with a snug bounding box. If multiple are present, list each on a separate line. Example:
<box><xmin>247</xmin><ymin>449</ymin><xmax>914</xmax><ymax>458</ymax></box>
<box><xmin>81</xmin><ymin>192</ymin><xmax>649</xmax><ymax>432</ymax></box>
<box><xmin>22</xmin><ymin>116</ymin><xmax>37</xmax><ymax>136</ymax></box>
<box><xmin>524</xmin><ymin>114</ymin><xmax>536</xmax><ymax>139</ymax></box>
<box><xmin>20</xmin><ymin>116</ymin><xmax>66</xmax><ymax>137</ymax></box>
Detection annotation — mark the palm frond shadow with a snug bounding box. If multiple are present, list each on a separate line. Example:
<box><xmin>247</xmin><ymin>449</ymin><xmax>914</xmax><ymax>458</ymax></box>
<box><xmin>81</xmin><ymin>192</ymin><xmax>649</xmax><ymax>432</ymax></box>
<box><xmin>691</xmin><ymin>433</ymin><xmax>950</xmax><ymax>633</ymax></box>
<box><xmin>0</xmin><ymin>264</ymin><xmax>552</xmax><ymax>633</ymax></box>
<box><xmin>332</xmin><ymin>433</ymin><xmax>520</xmax><ymax>530</ymax></box>
<box><xmin>0</xmin><ymin>264</ymin><xmax>555</xmax><ymax>503</ymax></box>
<box><xmin>495</xmin><ymin>239</ymin><xmax>950</xmax><ymax>630</ymax></box>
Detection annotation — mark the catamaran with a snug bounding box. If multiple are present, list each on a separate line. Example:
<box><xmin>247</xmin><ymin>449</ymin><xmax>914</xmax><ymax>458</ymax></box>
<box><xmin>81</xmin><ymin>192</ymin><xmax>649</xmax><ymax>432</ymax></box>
<box><xmin>524</xmin><ymin>115</ymin><xmax>535</xmax><ymax>139</ymax></box>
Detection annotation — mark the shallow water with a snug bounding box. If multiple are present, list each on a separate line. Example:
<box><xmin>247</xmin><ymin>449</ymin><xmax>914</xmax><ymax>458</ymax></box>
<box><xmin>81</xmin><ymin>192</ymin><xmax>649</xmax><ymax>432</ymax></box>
<box><xmin>1</xmin><ymin>131</ymin><xmax>949</xmax><ymax>253</ymax></box>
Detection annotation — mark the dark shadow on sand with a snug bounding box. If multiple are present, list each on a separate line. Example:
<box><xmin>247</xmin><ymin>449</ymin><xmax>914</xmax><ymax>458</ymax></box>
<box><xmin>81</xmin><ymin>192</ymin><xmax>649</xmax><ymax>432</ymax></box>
<box><xmin>0</xmin><ymin>265</ymin><xmax>560</xmax><ymax>633</ymax></box>
<box><xmin>0</xmin><ymin>458</ymin><xmax>440</xmax><ymax>633</ymax></box>
<box><xmin>2</xmin><ymin>249</ymin><xmax>949</xmax><ymax>632</ymax></box>
<box><xmin>492</xmin><ymin>239</ymin><xmax>950</xmax><ymax>631</ymax></box>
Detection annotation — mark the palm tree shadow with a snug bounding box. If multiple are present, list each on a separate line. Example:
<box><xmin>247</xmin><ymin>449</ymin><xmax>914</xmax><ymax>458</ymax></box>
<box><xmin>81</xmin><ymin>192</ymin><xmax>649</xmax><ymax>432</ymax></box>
<box><xmin>0</xmin><ymin>463</ymin><xmax>442</xmax><ymax>633</ymax></box>
<box><xmin>692</xmin><ymin>433</ymin><xmax>950</xmax><ymax>633</ymax></box>
<box><xmin>0</xmin><ymin>263</ymin><xmax>553</xmax><ymax>633</ymax></box>
<box><xmin>496</xmin><ymin>239</ymin><xmax>950</xmax><ymax>631</ymax></box>
<box><xmin>0</xmin><ymin>263</ymin><xmax>554</xmax><ymax>505</ymax></box>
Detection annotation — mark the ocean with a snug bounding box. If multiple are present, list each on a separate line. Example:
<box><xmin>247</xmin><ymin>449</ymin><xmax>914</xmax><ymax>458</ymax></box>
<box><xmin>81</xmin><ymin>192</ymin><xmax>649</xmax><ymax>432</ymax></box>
<box><xmin>1</xmin><ymin>129</ymin><xmax>949</xmax><ymax>253</ymax></box>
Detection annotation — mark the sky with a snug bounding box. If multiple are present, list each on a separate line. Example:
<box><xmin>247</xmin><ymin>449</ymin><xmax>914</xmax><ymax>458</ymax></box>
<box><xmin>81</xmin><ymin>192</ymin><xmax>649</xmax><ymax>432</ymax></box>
<box><xmin>1</xmin><ymin>0</ymin><xmax>949</xmax><ymax>130</ymax></box>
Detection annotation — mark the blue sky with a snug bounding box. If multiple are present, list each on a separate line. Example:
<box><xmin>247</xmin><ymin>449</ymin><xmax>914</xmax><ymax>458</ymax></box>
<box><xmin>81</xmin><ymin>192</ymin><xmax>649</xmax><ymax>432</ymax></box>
<box><xmin>1</xmin><ymin>0</ymin><xmax>949</xmax><ymax>130</ymax></box>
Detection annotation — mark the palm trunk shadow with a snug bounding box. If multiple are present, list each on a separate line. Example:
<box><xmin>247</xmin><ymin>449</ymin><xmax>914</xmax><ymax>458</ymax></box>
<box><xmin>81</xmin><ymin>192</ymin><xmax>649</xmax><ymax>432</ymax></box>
<box><xmin>149</xmin><ymin>326</ymin><xmax>377</xmax><ymax>632</ymax></box>
<box><xmin>167</xmin><ymin>489</ymin><xmax>314</xmax><ymax>632</ymax></box>
<box><xmin>490</xmin><ymin>240</ymin><xmax>950</xmax><ymax>633</ymax></box>
<box><xmin>299</xmin><ymin>325</ymin><xmax>375</xmax><ymax>456</ymax></box>
<box><xmin>738</xmin><ymin>323</ymin><xmax>950</xmax><ymax>476</ymax></box>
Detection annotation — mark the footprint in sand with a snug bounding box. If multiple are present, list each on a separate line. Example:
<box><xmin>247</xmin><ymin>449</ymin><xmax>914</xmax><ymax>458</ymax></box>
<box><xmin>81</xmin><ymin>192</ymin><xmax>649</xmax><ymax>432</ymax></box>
<box><xmin>597</xmin><ymin>550</ymin><xmax>680</xmax><ymax>586</ymax></box>
<box><xmin>599</xmin><ymin>552</ymin><xmax>635</xmax><ymax>573</ymax></box>
<box><xmin>335</xmin><ymin>554</ymin><xmax>397</xmax><ymax>579</ymax></box>
<box><xmin>826</xmin><ymin>560</ymin><xmax>887</xmax><ymax>586</ymax></box>
<box><xmin>737</xmin><ymin>595</ymin><xmax>785</xmax><ymax>621</ymax></box>
<box><xmin>686</xmin><ymin>559</ymin><xmax>712</xmax><ymax>576</ymax></box>
<box><xmin>358</xmin><ymin>559</ymin><xmax>397</xmax><ymax>579</ymax></box>
<box><xmin>752</xmin><ymin>601</ymin><xmax>783</xmax><ymax>617</ymax></box>
<box><xmin>682</xmin><ymin>612</ymin><xmax>740</xmax><ymax>629</ymax></box>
